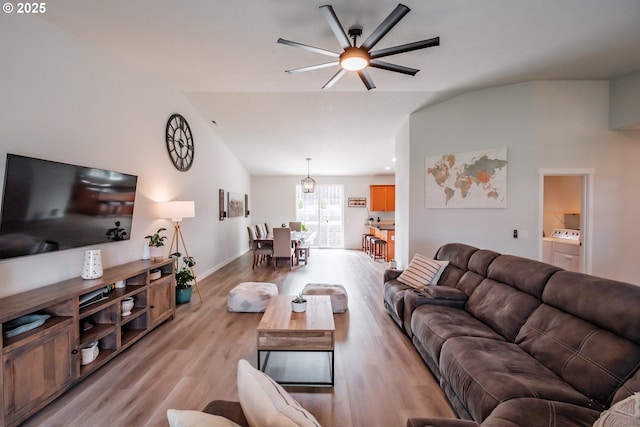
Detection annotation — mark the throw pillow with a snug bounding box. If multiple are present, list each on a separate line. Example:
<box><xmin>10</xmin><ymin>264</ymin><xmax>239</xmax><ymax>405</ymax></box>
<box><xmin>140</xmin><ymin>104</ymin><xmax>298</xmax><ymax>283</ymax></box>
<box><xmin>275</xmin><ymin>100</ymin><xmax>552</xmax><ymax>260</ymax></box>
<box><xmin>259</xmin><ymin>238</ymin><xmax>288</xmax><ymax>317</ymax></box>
<box><xmin>167</xmin><ymin>409</ymin><xmax>242</xmax><ymax>427</ymax></box>
<box><xmin>397</xmin><ymin>254</ymin><xmax>447</xmax><ymax>289</ymax></box>
<box><xmin>430</xmin><ymin>260</ymin><xmax>449</xmax><ymax>285</ymax></box>
<box><xmin>236</xmin><ymin>359</ymin><xmax>321</xmax><ymax>427</ymax></box>
<box><xmin>592</xmin><ymin>392</ymin><xmax>640</xmax><ymax>427</ymax></box>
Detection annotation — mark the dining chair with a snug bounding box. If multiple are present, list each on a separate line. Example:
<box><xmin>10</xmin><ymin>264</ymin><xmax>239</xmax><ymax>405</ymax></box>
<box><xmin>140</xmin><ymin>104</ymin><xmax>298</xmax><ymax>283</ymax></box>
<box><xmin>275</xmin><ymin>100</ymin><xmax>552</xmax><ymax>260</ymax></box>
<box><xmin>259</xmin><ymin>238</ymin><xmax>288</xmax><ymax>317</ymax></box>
<box><xmin>247</xmin><ymin>226</ymin><xmax>273</xmax><ymax>269</ymax></box>
<box><xmin>272</xmin><ymin>227</ymin><xmax>294</xmax><ymax>270</ymax></box>
<box><xmin>264</xmin><ymin>223</ymin><xmax>270</xmax><ymax>234</ymax></box>
<box><xmin>255</xmin><ymin>224</ymin><xmax>266</xmax><ymax>239</ymax></box>
<box><xmin>288</xmin><ymin>221</ymin><xmax>302</xmax><ymax>231</ymax></box>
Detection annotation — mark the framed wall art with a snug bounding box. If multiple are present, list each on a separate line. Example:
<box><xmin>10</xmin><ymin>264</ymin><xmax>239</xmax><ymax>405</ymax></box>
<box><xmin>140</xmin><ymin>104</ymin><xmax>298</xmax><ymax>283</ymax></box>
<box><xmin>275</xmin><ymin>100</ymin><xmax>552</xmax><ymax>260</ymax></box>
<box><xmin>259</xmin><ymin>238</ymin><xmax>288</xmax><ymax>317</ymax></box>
<box><xmin>219</xmin><ymin>189</ymin><xmax>225</xmax><ymax>220</ymax></box>
<box><xmin>228</xmin><ymin>192</ymin><xmax>244</xmax><ymax>218</ymax></box>
<box><xmin>425</xmin><ymin>147</ymin><xmax>508</xmax><ymax>209</ymax></box>
<box><xmin>348</xmin><ymin>197</ymin><xmax>367</xmax><ymax>207</ymax></box>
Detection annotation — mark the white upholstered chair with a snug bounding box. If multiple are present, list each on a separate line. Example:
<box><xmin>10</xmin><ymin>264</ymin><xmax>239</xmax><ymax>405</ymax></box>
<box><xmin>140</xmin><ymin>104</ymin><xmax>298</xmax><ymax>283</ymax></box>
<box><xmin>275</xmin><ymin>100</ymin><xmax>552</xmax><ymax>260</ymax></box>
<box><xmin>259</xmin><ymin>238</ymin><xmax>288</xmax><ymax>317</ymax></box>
<box><xmin>255</xmin><ymin>224</ymin><xmax>267</xmax><ymax>239</ymax></box>
<box><xmin>288</xmin><ymin>221</ymin><xmax>302</xmax><ymax>231</ymax></box>
<box><xmin>272</xmin><ymin>227</ymin><xmax>294</xmax><ymax>270</ymax></box>
<box><xmin>247</xmin><ymin>226</ymin><xmax>272</xmax><ymax>269</ymax></box>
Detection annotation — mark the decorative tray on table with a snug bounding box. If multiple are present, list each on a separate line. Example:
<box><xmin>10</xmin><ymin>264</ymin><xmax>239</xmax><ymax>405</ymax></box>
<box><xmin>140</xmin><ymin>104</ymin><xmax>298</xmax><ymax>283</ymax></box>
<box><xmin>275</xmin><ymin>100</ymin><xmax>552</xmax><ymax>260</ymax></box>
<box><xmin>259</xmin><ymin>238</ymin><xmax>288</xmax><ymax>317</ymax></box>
<box><xmin>2</xmin><ymin>313</ymin><xmax>51</xmax><ymax>339</ymax></box>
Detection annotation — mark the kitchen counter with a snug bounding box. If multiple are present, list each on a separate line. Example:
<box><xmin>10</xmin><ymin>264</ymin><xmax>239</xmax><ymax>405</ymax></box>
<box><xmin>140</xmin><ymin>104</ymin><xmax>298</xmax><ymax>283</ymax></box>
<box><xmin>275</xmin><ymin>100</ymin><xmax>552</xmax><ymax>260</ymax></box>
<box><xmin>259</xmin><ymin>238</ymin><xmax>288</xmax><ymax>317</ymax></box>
<box><xmin>370</xmin><ymin>224</ymin><xmax>395</xmax><ymax>231</ymax></box>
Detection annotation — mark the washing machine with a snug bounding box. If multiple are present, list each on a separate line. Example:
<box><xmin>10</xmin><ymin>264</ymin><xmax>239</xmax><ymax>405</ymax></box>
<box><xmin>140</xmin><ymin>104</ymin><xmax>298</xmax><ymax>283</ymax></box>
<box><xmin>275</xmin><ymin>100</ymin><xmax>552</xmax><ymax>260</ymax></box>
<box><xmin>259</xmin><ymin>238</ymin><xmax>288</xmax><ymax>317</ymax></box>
<box><xmin>542</xmin><ymin>229</ymin><xmax>581</xmax><ymax>272</ymax></box>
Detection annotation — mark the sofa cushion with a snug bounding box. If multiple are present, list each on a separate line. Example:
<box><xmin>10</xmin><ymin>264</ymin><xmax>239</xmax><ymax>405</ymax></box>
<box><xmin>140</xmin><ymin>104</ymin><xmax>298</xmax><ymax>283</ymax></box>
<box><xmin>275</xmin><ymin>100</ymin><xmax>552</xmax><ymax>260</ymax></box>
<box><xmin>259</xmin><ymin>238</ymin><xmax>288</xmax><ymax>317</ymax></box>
<box><xmin>439</xmin><ymin>337</ymin><xmax>599</xmax><ymax>422</ymax></box>
<box><xmin>236</xmin><ymin>359</ymin><xmax>321</xmax><ymax>427</ymax></box>
<box><xmin>516</xmin><ymin>304</ymin><xmax>640</xmax><ymax>407</ymax></box>
<box><xmin>543</xmin><ymin>271</ymin><xmax>640</xmax><ymax>345</ymax></box>
<box><xmin>411</xmin><ymin>305</ymin><xmax>505</xmax><ymax>369</ymax></box>
<box><xmin>434</xmin><ymin>243</ymin><xmax>479</xmax><ymax>286</ymax></box>
<box><xmin>465</xmin><ymin>278</ymin><xmax>542</xmax><ymax>342</ymax></box>
<box><xmin>486</xmin><ymin>255</ymin><xmax>560</xmax><ymax>300</ymax></box>
<box><xmin>398</xmin><ymin>254</ymin><xmax>447</xmax><ymax>289</ymax></box>
<box><xmin>480</xmin><ymin>398</ymin><xmax>600</xmax><ymax>427</ymax></box>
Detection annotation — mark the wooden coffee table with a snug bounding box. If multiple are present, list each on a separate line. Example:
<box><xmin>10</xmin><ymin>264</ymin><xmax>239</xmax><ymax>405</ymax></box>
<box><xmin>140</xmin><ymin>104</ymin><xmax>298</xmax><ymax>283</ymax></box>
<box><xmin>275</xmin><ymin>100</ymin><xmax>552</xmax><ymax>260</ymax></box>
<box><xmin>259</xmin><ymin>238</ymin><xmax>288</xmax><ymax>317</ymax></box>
<box><xmin>257</xmin><ymin>295</ymin><xmax>335</xmax><ymax>386</ymax></box>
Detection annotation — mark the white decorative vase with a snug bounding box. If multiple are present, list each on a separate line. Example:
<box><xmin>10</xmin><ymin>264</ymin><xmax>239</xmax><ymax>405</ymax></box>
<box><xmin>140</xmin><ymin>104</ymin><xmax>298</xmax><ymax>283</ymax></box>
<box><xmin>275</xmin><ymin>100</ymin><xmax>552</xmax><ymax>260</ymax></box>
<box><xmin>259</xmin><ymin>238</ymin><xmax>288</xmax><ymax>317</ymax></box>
<box><xmin>149</xmin><ymin>246</ymin><xmax>164</xmax><ymax>260</ymax></box>
<box><xmin>121</xmin><ymin>297</ymin><xmax>134</xmax><ymax>316</ymax></box>
<box><xmin>291</xmin><ymin>301</ymin><xmax>307</xmax><ymax>313</ymax></box>
<box><xmin>81</xmin><ymin>249</ymin><xmax>103</xmax><ymax>279</ymax></box>
<box><xmin>81</xmin><ymin>341</ymin><xmax>99</xmax><ymax>365</ymax></box>
<box><xmin>141</xmin><ymin>244</ymin><xmax>150</xmax><ymax>260</ymax></box>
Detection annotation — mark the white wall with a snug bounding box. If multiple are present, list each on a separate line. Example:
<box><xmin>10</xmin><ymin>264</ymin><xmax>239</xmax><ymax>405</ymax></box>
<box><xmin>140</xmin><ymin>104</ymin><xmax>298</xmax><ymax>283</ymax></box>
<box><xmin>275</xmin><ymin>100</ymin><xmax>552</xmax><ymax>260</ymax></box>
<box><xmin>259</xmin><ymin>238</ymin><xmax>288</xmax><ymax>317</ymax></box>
<box><xmin>394</xmin><ymin>118</ymin><xmax>411</xmax><ymax>266</ymax></box>
<box><xmin>251</xmin><ymin>175</ymin><xmax>394</xmax><ymax>250</ymax></box>
<box><xmin>609</xmin><ymin>71</ymin><xmax>640</xmax><ymax>130</ymax></box>
<box><xmin>405</xmin><ymin>80</ymin><xmax>640</xmax><ymax>284</ymax></box>
<box><xmin>408</xmin><ymin>82</ymin><xmax>537</xmax><ymax>262</ymax></box>
<box><xmin>0</xmin><ymin>16</ymin><xmax>251</xmax><ymax>297</ymax></box>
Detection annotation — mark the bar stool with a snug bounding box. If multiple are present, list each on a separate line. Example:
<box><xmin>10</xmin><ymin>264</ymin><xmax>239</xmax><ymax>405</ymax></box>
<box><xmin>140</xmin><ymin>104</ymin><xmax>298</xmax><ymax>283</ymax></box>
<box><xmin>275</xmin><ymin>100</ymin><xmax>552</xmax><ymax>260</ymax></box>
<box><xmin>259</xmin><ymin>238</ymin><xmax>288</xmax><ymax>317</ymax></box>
<box><xmin>362</xmin><ymin>234</ymin><xmax>374</xmax><ymax>252</ymax></box>
<box><xmin>371</xmin><ymin>239</ymin><xmax>387</xmax><ymax>261</ymax></box>
<box><xmin>366</xmin><ymin>235</ymin><xmax>377</xmax><ymax>256</ymax></box>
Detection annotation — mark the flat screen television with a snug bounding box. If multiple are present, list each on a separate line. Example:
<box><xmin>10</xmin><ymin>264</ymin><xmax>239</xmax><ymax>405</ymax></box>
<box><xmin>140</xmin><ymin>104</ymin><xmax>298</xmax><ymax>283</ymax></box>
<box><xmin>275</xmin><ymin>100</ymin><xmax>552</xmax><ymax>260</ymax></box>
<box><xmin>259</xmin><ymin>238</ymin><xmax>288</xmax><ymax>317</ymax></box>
<box><xmin>0</xmin><ymin>154</ymin><xmax>138</xmax><ymax>260</ymax></box>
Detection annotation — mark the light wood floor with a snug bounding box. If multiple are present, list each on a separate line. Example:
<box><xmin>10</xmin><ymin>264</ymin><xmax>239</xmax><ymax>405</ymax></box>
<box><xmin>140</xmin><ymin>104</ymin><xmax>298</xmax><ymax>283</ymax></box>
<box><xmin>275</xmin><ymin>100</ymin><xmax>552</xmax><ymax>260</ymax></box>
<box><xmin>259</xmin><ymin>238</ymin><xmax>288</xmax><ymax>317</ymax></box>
<box><xmin>25</xmin><ymin>249</ymin><xmax>455</xmax><ymax>427</ymax></box>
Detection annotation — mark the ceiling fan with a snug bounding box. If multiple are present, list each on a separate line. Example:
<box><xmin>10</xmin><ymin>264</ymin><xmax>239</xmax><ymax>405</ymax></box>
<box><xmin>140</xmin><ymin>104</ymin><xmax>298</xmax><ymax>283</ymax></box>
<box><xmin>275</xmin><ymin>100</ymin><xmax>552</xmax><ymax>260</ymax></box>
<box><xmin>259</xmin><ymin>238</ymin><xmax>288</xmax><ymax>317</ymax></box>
<box><xmin>277</xmin><ymin>3</ymin><xmax>440</xmax><ymax>90</ymax></box>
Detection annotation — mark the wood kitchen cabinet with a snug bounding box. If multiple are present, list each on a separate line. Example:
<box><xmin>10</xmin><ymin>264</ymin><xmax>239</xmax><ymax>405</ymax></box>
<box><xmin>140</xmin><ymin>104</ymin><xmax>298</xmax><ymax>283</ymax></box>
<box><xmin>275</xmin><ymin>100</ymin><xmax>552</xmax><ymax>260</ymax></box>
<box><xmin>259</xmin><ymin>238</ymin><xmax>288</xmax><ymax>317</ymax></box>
<box><xmin>369</xmin><ymin>227</ymin><xmax>395</xmax><ymax>262</ymax></box>
<box><xmin>370</xmin><ymin>185</ymin><xmax>395</xmax><ymax>212</ymax></box>
<box><xmin>0</xmin><ymin>258</ymin><xmax>174</xmax><ymax>427</ymax></box>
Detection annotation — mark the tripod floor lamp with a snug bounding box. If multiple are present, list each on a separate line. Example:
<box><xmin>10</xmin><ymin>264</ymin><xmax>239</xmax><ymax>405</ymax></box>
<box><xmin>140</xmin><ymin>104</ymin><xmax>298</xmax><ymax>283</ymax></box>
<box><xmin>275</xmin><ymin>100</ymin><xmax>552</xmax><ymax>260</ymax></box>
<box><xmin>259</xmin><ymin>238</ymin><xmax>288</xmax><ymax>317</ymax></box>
<box><xmin>158</xmin><ymin>200</ymin><xmax>203</xmax><ymax>303</ymax></box>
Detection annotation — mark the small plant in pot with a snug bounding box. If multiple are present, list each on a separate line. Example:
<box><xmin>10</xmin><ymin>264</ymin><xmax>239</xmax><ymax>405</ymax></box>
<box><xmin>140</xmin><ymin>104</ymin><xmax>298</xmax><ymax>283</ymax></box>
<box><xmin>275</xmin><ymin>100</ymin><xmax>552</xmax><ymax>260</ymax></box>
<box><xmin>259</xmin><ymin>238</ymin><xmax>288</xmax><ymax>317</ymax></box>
<box><xmin>291</xmin><ymin>292</ymin><xmax>307</xmax><ymax>313</ymax></box>
<box><xmin>172</xmin><ymin>252</ymin><xmax>196</xmax><ymax>305</ymax></box>
<box><xmin>145</xmin><ymin>228</ymin><xmax>167</xmax><ymax>260</ymax></box>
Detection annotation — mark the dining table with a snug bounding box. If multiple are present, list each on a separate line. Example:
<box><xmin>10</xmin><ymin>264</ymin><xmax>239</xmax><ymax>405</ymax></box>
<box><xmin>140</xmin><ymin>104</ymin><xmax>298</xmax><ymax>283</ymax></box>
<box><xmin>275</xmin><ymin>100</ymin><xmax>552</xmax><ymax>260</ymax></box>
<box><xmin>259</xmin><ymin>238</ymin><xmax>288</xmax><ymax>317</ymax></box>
<box><xmin>254</xmin><ymin>230</ymin><xmax>313</xmax><ymax>265</ymax></box>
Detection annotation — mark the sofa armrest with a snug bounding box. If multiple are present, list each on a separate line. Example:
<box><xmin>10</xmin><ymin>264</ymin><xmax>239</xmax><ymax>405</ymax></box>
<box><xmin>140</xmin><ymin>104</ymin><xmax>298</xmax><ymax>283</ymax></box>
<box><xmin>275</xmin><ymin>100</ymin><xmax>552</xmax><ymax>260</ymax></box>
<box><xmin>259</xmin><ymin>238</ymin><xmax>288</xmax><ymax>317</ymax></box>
<box><xmin>384</xmin><ymin>268</ymin><xmax>403</xmax><ymax>282</ymax></box>
<box><xmin>202</xmin><ymin>400</ymin><xmax>249</xmax><ymax>427</ymax></box>
<box><xmin>407</xmin><ymin>418</ymin><xmax>479</xmax><ymax>427</ymax></box>
<box><xmin>405</xmin><ymin>287</ymin><xmax>467</xmax><ymax>311</ymax></box>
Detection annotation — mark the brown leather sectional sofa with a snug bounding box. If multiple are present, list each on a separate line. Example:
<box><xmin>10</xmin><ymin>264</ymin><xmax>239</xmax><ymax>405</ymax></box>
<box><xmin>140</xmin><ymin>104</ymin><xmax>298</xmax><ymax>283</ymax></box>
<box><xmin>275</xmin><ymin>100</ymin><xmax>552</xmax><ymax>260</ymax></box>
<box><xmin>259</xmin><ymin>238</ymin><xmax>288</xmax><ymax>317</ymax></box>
<box><xmin>383</xmin><ymin>243</ymin><xmax>640</xmax><ymax>427</ymax></box>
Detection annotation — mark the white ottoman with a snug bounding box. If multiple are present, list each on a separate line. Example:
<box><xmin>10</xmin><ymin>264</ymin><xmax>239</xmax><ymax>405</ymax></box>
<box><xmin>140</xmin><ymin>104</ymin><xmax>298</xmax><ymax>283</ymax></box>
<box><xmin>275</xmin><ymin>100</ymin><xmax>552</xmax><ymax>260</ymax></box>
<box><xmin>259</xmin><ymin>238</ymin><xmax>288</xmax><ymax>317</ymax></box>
<box><xmin>227</xmin><ymin>282</ymin><xmax>278</xmax><ymax>312</ymax></box>
<box><xmin>302</xmin><ymin>283</ymin><xmax>348</xmax><ymax>313</ymax></box>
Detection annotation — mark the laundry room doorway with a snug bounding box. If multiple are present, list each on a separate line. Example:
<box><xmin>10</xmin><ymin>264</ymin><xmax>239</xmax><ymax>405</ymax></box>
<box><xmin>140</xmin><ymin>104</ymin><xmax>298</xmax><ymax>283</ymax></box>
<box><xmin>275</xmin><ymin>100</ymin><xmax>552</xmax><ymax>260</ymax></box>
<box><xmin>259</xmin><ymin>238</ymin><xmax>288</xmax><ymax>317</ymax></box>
<box><xmin>539</xmin><ymin>168</ymin><xmax>593</xmax><ymax>274</ymax></box>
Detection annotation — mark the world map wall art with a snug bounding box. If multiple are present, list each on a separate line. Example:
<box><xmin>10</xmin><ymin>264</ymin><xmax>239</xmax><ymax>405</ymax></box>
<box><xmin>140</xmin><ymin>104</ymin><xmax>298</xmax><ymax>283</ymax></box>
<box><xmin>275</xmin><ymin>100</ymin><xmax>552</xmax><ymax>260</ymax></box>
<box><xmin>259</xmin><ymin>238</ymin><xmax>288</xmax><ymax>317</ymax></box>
<box><xmin>425</xmin><ymin>147</ymin><xmax>508</xmax><ymax>209</ymax></box>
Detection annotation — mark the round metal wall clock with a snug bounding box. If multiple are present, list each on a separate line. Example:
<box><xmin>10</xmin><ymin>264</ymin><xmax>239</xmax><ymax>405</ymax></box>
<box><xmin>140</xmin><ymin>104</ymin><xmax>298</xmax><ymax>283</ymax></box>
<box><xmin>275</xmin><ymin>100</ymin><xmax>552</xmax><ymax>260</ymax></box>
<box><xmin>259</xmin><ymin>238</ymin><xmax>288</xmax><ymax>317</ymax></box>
<box><xmin>165</xmin><ymin>113</ymin><xmax>194</xmax><ymax>171</ymax></box>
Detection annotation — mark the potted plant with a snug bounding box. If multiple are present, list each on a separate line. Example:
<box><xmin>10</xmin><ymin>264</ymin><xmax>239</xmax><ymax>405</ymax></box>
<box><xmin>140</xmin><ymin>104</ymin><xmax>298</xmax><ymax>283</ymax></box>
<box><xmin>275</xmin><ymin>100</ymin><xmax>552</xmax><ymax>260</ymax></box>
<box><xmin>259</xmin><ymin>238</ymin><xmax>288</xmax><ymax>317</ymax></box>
<box><xmin>105</xmin><ymin>221</ymin><xmax>127</xmax><ymax>241</ymax></box>
<box><xmin>145</xmin><ymin>228</ymin><xmax>167</xmax><ymax>260</ymax></box>
<box><xmin>172</xmin><ymin>252</ymin><xmax>196</xmax><ymax>305</ymax></box>
<box><xmin>291</xmin><ymin>292</ymin><xmax>307</xmax><ymax>313</ymax></box>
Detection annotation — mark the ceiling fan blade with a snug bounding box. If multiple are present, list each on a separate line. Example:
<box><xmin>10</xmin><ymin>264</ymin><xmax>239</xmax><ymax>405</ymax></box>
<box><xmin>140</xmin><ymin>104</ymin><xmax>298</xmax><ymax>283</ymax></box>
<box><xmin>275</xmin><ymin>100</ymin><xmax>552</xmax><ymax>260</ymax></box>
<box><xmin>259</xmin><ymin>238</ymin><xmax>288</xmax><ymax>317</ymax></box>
<box><xmin>322</xmin><ymin>68</ymin><xmax>347</xmax><ymax>89</ymax></box>
<box><xmin>319</xmin><ymin>5</ymin><xmax>351</xmax><ymax>50</ymax></box>
<box><xmin>357</xmin><ymin>69</ymin><xmax>376</xmax><ymax>90</ymax></box>
<box><xmin>285</xmin><ymin>61</ymin><xmax>340</xmax><ymax>74</ymax></box>
<box><xmin>369</xmin><ymin>59</ymin><xmax>419</xmax><ymax>76</ymax></box>
<box><xmin>361</xmin><ymin>4</ymin><xmax>410</xmax><ymax>51</ymax></box>
<box><xmin>370</xmin><ymin>37</ymin><xmax>440</xmax><ymax>59</ymax></box>
<box><xmin>277</xmin><ymin>38</ymin><xmax>340</xmax><ymax>58</ymax></box>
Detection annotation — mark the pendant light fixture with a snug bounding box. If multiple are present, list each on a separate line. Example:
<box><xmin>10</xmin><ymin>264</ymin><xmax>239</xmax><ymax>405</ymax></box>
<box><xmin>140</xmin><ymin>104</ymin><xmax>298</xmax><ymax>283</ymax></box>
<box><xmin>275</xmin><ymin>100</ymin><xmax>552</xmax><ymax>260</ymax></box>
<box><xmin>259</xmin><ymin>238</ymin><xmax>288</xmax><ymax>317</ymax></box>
<box><xmin>301</xmin><ymin>158</ymin><xmax>316</xmax><ymax>193</ymax></box>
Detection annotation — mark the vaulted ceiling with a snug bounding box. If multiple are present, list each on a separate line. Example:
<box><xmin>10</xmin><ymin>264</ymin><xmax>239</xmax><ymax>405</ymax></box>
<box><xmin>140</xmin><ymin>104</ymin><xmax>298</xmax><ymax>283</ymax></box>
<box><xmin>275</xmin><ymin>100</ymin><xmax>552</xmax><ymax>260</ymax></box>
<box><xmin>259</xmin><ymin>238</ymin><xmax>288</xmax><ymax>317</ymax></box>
<box><xmin>42</xmin><ymin>0</ymin><xmax>640</xmax><ymax>176</ymax></box>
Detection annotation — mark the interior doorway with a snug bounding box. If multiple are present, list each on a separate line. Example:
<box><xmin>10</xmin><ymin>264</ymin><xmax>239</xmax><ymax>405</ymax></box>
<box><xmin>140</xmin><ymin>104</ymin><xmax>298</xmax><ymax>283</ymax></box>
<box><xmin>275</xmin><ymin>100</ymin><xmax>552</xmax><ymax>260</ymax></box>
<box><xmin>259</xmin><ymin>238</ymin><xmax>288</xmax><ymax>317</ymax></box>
<box><xmin>295</xmin><ymin>184</ymin><xmax>344</xmax><ymax>248</ymax></box>
<box><xmin>539</xmin><ymin>169</ymin><xmax>593</xmax><ymax>273</ymax></box>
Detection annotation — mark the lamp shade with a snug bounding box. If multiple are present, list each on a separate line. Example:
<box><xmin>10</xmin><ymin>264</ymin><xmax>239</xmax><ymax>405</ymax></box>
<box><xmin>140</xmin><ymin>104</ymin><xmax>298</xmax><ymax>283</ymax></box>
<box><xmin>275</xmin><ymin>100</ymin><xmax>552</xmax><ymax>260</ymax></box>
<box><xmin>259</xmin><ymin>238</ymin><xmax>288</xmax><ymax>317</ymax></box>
<box><xmin>340</xmin><ymin>47</ymin><xmax>369</xmax><ymax>71</ymax></box>
<box><xmin>158</xmin><ymin>201</ymin><xmax>195</xmax><ymax>222</ymax></box>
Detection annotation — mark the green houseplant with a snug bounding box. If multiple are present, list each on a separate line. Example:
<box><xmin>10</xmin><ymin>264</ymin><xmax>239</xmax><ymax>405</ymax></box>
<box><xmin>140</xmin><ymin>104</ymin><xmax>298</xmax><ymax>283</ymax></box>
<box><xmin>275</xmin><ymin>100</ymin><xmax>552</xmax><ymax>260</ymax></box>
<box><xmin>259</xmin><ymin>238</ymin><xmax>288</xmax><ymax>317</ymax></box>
<box><xmin>291</xmin><ymin>292</ymin><xmax>307</xmax><ymax>313</ymax></box>
<box><xmin>172</xmin><ymin>252</ymin><xmax>196</xmax><ymax>304</ymax></box>
<box><xmin>145</xmin><ymin>228</ymin><xmax>167</xmax><ymax>260</ymax></box>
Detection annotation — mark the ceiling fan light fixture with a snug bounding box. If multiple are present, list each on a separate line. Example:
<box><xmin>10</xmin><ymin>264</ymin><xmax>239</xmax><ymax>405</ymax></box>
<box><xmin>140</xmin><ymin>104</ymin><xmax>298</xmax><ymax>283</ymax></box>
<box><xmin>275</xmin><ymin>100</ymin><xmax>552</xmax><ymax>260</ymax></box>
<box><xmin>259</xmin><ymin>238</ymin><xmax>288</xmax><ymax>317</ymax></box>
<box><xmin>301</xmin><ymin>158</ymin><xmax>316</xmax><ymax>193</ymax></box>
<box><xmin>340</xmin><ymin>47</ymin><xmax>370</xmax><ymax>71</ymax></box>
